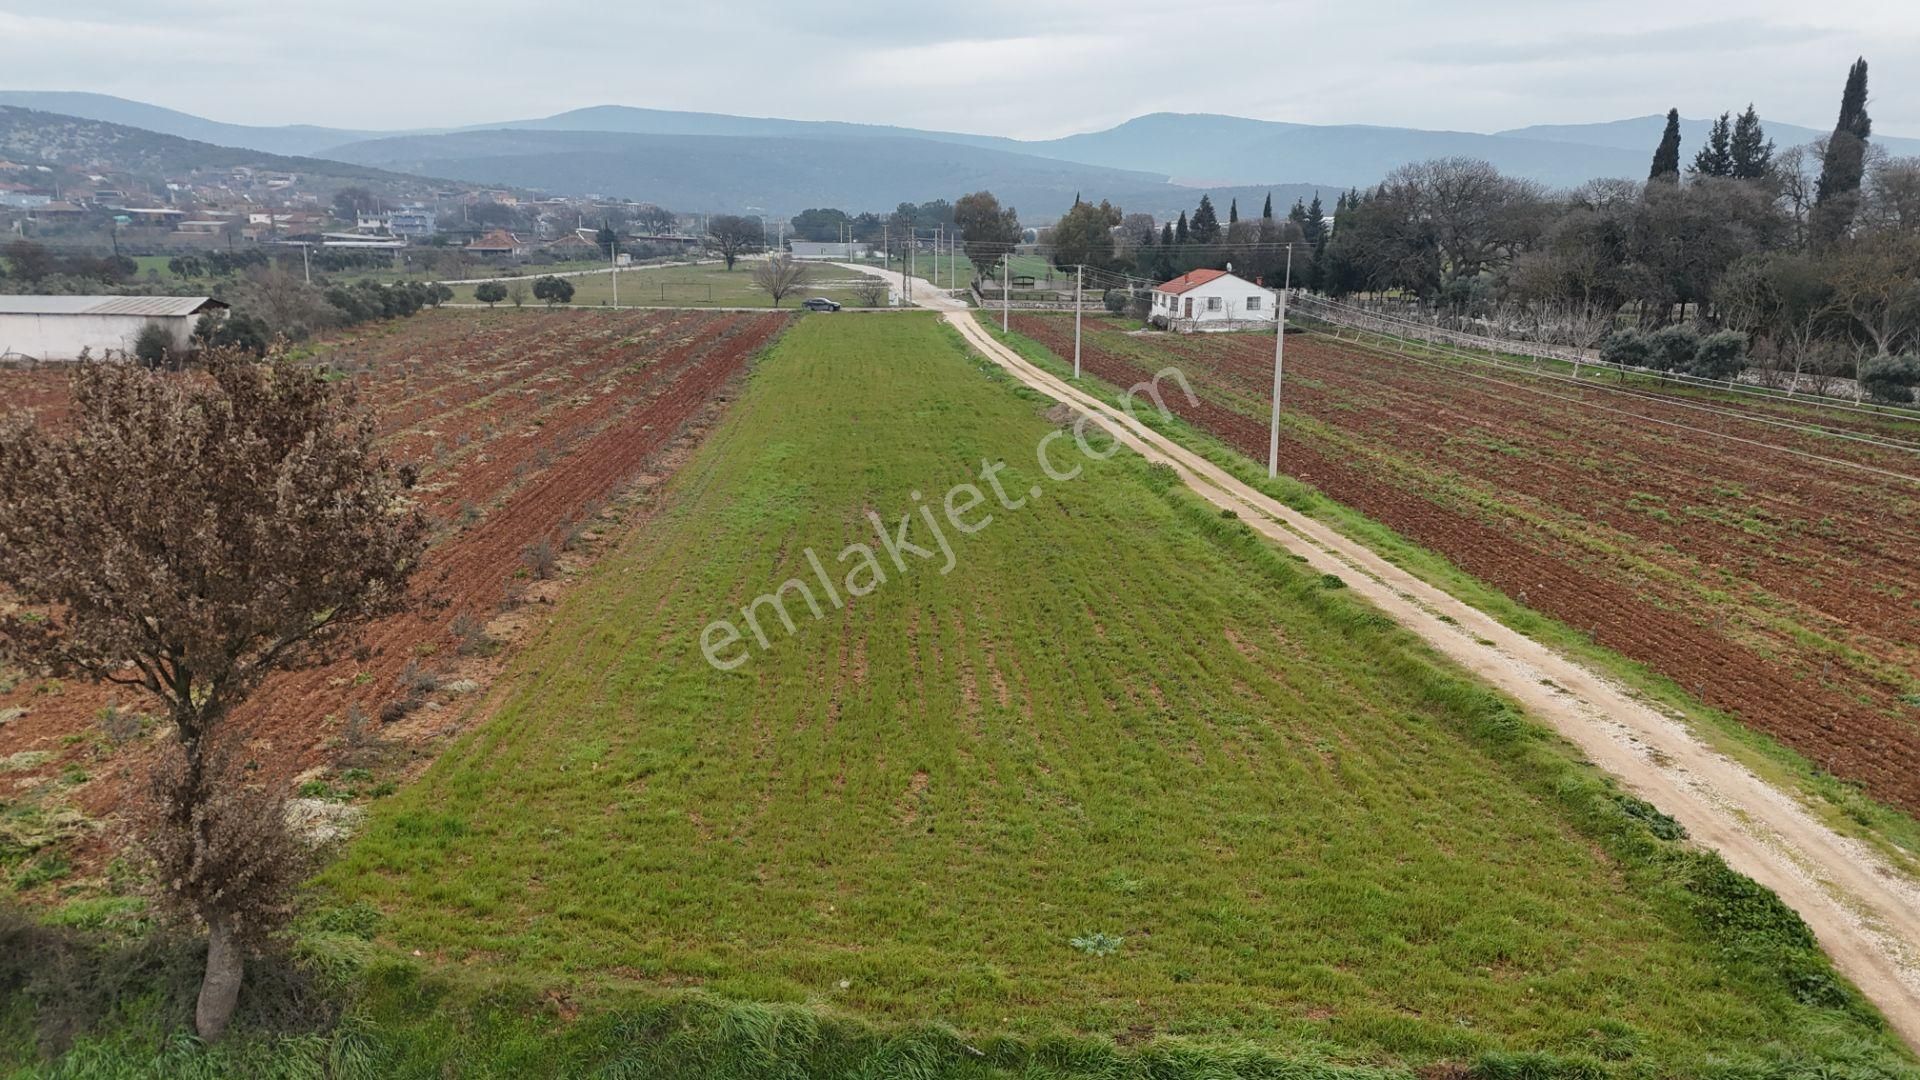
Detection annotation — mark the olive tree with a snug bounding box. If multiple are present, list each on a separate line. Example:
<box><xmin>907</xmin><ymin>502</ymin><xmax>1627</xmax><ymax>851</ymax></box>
<box><xmin>532</xmin><ymin>275</ymin><xmax>574</xmax><ymax>307</ymax></box>
<box><xmin>0</xmin><ymin>354</ymin><xmax>427</xmax><ymax>1041</ymax></box>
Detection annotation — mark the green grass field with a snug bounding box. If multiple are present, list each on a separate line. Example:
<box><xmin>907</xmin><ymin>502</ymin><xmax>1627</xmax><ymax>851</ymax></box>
<box><xmin>447</xmin><ymin>261</ymin><xmax>881</xmax><ymax>309</ymax></box>
<box><xmin>295</xmin><ymin>313</ymin><xmax>1911</xmax><ymax>1076</ymax></box>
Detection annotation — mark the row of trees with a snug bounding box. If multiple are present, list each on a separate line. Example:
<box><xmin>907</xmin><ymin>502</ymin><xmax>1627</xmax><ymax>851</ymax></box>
<box><xmin>1000</xmin><ymin>58</ymin><xmax>1909</xmax><ymax>398</ymax></box>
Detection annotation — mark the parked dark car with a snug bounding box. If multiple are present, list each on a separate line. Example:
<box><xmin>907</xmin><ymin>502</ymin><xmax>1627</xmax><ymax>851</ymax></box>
<box><xmin>802</xmin><ymin>297</ymin><xmax>842</xmax><ymax>312</ymax></box>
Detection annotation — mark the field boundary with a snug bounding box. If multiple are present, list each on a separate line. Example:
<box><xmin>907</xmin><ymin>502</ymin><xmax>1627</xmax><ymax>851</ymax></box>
<box><xmin>947</xmin><ymin>309</ymin><xmax>1920</xmax><ymax>1052</ymax></box>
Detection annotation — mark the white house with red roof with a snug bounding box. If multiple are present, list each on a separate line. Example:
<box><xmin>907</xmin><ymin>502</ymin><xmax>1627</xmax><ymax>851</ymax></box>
<box><xmin>1149</xmin><ymin>267</ymin><xmax>1276</xmax><ymax>331</ymax></box>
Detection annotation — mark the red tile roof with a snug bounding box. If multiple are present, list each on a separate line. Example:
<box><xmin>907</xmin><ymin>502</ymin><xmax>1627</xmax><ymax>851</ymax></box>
<box><xmin>1153</xmin><ymin>268</ymin><xmax>1231</xmax><ymax>295</ymax></box>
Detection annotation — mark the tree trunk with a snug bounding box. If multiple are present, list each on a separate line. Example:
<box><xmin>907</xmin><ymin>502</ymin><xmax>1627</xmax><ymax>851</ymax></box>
<box><xmin>196</xmin><ymin>912</ymin><xmax>244</xmax><ymax>1042</ymax></box>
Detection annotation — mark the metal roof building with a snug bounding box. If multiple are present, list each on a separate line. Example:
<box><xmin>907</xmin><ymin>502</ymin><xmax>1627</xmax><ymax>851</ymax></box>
<box><xmin>0</xmin><ymin>295</ymin><xmax>228</xmax><ymax>362</ymax></box>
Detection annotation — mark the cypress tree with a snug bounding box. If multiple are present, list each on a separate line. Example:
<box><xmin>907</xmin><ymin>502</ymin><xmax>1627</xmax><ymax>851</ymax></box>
<box><xmin>1262</xmin><ymin>192</ymin><xmax>1273</xmax><ymax>219</ymax></box>
<box><xmin>1729</xmin><ymin>104</ymin><xmax>1774</xmax><ymax>180</ymax></box>
<box><xmin>1161</xmin><ymin>221</ymin><xmax>1175</xmax><ymax>246</ymax></box>
<box><xmin>1649</xmin><ymin>108</ymin><xmax>1682</xmax><ymax>182</ymax></box>
<box><xmin>1691</xmin><ymin>112</ymin><xmax>1733</xmax><ymax>177</ymax></box>
<box><xmin>1813</xmin><ymin>57</ymin><xmax>1872</xmax><ymax>247</ymax></box>
<box><xmin>1228</xmin><ymin>198</ymin><xmax>1238</xmax><ymax>224</ymax></box>
<box><xmin>1305</xmin><ymin>193</ymin><xmax>1325</xmax><ymax>244</ymax></box>
<box><xmin>1189</xmin><ymin>196</ymin><xmax>1220</xmax><ymax>244</ymax></box>
<box><xmin>1174</xmin><ymin>212</ymin><xmax>1188</xmax><ymax>246</ymax></box>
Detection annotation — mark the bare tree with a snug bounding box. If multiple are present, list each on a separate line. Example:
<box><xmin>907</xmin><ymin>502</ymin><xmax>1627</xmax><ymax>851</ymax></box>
<box><xmin>0</xmin><ymin>354</ymin><xmax>428</xmax><ymax>1041</ymax></box>
<box><xmin>750</xmin><ymin>254</ymin><xmax>808</xmax><ymax>307</ymax></box>
<box><xmin>707</xmin><ymin>214</ymin><xmax>762</xmax><ymax>270</ymax></box>
<box><xmin>1864</xmin><ymin>157</ymin><xmax>1920</xmax><ymax>236</ymax></box>
<box><xmin>851</xmin><ymin>275</ymin><xmax>888</xmax><ymax>308</ymax></box>
<box><xmin>1826</xmin><ymin>232</ymin><xmax>1920</xmax><ymax>358</ymax></box>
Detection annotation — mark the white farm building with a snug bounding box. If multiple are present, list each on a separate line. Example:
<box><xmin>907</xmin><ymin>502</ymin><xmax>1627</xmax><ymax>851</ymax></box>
<box><xmin>1149</xmin><ymin>268</ymin><xmax>1276</xmax><ymax>332</ymax></box>
<box><xmin>0</xmin><ymin>296</ymin><xmax>229</xmax><ymax>362</ymax></box>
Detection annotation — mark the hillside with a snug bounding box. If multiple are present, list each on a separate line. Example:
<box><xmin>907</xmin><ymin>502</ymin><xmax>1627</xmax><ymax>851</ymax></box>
<box><xmin>1499</xmin><ymin>113</ymin><xmax>1920</xmax><ymax>157</ymax></box>
<box><xmin>0</xmin><ymin>91</ymin><xmax>429</xmax><ymax>157</ymax></box>
<box><xmin>15</xmin><ymin>93</ymin><xmax>1917</xmax><ymax>198</ymax></box>
<box><xmin>0</xmin><ymin>106</ymin><xmax>442</xmax><ymax>194</ymax></box>
<box><xmin>323</xmin><ymin>127</ymin><xmax>1329</xmax><ymax>218</ymax></box>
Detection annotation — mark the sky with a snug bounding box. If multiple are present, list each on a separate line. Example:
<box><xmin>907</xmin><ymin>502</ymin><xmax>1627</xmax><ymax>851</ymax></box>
<box><xmin>0</xmin><ymin>0</ymin><xmax>1916</xmax><ymax>139</ymax></box>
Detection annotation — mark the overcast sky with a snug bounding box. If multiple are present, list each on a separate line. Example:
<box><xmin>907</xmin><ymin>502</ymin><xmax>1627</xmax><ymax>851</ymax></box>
<box><xmin>1</xmin><ymin>0</ymin><xmax>1915</xmax><ymax>138</ymax></box>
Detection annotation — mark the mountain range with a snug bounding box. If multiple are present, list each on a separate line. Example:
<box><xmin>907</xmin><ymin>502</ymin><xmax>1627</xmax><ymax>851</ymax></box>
<box><xmin>3</xmin><ymin>91</ymin><xmax>1916</xmax><ymax>219</ymax></box>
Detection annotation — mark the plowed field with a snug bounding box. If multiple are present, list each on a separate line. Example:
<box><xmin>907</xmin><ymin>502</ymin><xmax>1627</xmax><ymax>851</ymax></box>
<box><xmin>1010</xmin><ymin>314</ymin><xmax>1920</xmax><ymax>816</ymax></box>
<box><xmin>0</xmin><ymin>308</ymin><xmax>790</xmax><ymax>869</ymax></box>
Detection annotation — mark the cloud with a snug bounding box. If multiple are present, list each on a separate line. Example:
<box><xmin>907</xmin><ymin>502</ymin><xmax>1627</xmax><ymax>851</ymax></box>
<box><xmin>0</xmin><ymin>1</ymin><xmax>1914</xmax><ymax>137</ymax></box>
<box><xmin>1407</xmin><ymin>19</ymin><xmax>1837</xmax><ymax>66</ymax></box>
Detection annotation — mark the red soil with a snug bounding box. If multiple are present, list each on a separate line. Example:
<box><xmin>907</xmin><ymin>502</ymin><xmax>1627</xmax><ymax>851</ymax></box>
<box><xmin>1011</xmin><ymin>314</ymin><xmax>1920</xmax><ymax>814</ymax></box>
<box><xmin>0</xmin><ymin>309</ymin><xmax>790</xmax><ymax>862</ymax></box>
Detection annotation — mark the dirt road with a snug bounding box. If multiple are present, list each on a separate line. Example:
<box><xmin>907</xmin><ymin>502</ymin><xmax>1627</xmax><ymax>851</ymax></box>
<box><xmin>946</xmin><ymin>310</ymin><xmax>1920</xmax><ymax>1051</ymax></box>
<box><xmin>831</xmin><ymin>262</ymin><xmax>968</xmax><ymax>311</ymax></box>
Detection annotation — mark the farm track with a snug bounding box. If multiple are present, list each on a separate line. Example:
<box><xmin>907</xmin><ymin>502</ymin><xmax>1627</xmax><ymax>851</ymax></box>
<box><xmin>1010</xmin><ymin>314</ymin><xmax>1920</xmax><ymax>816</ymax></box>
<box><xmin>959</xmin><ymin>310</ymin><xmax>1920</xmax><ymax>1053</ymax></box>
<box><xmin>0</xmin><ymin>309</ymin><xmax>790</xmax><ymax>854</ymax></box>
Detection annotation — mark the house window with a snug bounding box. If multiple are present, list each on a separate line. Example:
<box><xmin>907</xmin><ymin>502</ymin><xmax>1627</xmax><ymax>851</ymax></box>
<box><xmin>1246</xmin><ymin>295</ymin><xmax>1262</xmax><ymax>311</ymax></box>
<box><xmin>1206</xmin><ymin>296</ymin><xmax>1222</xmax><ymax>312</ymax></box>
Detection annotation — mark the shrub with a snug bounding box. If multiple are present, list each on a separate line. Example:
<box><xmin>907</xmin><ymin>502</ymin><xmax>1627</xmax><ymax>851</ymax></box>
<box><xmin>1598</xmin><ymin>328</ymin><xmax>1649</xmax><ymax>369</ymax></box>
<box><xmin>473</xmin><ymin>282</ymin><xmax>507</xmax><ymax>307</ymax></box>
<box><xmin>531</xmin><ymin>276</ymin><xmax>574</xmax><ymax>307</ymax></box>
<box><xmin>1858</xmin><ymin>353</ymin><xmax>1920</xmax><ymax>404</ymax></box>
<box><xmin>132</xmin><ymin>322</ymin><xmax>172</xmax><ymax>369</ymax></box>
<box><xmin>1102</xmin><ymin>287</ymin><xmax>1128</xmax><ymax>315</ymax></box>
<box><xmin>521</xmin><ymin>538</ymin><xmax>558</xmax><ymax>580</ymax></box>
<box><xmin>1646</xmin><ymin>324</ymin><xmax>1700</xmax><ymax>373</ymax></box>
<box><xmin>1687</xmin><ymin>330</ymin><xmax>1748</xmax><ymax>380</ymax></box>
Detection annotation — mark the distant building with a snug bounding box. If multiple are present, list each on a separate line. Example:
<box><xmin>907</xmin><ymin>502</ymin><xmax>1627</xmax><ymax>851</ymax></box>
<box><xmin>1149</xmin><ymin>268</ymin><xmax>1276</xmax><ymax>331</ymax></box>
<box><xmin>387</xmin><ymin>206</ymin><xmax>437</xmax><ymax>238</ymax></box>
<box><xmin>546</xmin><ymin>230</ymin><xmax>600</xmax><ymax>256</ymax></box>
<box><xmin>0</xmin><ymin>191</ymin><xmax>51</xmax><ymax>210</ymax></box>
<box><xmin>0</xmin><ymin>296</ymin><xmax>228</xmax><ymax>362</ymax></box>
<box><xmin>320</xmin><ymin>232</ymin><xmax>406</xmax><ymax>249</ymax></box>
<box><xmin>466</xmin><ymin>229</ymin><xmax>528</xmax><ymax>257</ymax></box>
<box><xmin>120</xmin><ymin>208</ymin><xmax>187</xmax><ymax>229</ymax></box>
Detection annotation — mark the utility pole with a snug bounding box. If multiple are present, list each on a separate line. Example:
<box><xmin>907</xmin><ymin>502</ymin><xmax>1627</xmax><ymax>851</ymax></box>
<box><xmin>1267</xmin><ymin>245</ymin><xmax>1293</xmax><ymax>479</ymax></box>
<box><xmin>1073</xmin><ymin>263</ymin><xmax>1083</xmax><ymax>378</ymax></box>
<box><xmin>611</xmin><ymin>238</ymin><xmax>619</xmax><ymax>309</ymax></box>
<box><xmin>883</xmin><ymin>224</ymin><xmax>890</xmax><ymax>305</ymax></box>
<box><xmin>301</xmin><ymin>242</ymin><xmax>311</xmax><ymax>285</ymax></box>
<box><xmin>1001</xmin><ymin>249</ymin><xmax>1010</xmax><ymax>332</ymax></box>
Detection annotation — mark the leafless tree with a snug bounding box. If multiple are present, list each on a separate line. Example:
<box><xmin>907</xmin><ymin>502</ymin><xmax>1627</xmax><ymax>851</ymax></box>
<box><xmin>750</xmin><ymin>254</ymin><xmax>808</xmax><ymax>307</ymax></box>
<box><xmin>0</xmin><ymin>353</ymin><xmax>427</xmax><ymax>1041</ymax></box>
<box><xmin>851</xmin><ymin>276</ymin><xmax>888</xmax><ymax>308</ymax></box>
<box><xmin>707</xmin><ymin>214</ymin><xmax>762</xmax><ymax>270</ymax></box>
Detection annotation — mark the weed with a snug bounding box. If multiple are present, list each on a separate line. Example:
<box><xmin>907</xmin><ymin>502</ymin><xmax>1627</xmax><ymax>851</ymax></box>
<box><xmin>1069</xmin><ymin>932</ymin><xmax>1123</xmax><ymax>957</ymax></box>
<box><xmin>449</xmin><ymin>612</ymin><xmax>497</xmax><ymax>658</ymax></box>
<box><xmin>521</xmin><ymin>538</ymin><xmax>559</xmax><ymax>580</ymax></box>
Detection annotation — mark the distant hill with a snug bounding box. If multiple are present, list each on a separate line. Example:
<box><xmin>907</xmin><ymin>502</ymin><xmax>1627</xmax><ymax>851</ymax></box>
<box><xmin>8</xmin><ymin>92</ymin><xmax>1916</xmax><ymax>216</ymax></box>
<box><xmin>1498</xmin><ymin>114</ymin><xmax>1920</xmax><ymax>159</ymax></box>
<box><xmin>1012</xmin><ymin>113</ymin><xmax>1660</xmax><ymax>189</ymax></box>
<box><xmin>0</xmin><ymin>91</ymin><xmax>430</xmax><ymax>157</ymax></box>
<box><xmin>0</xmin><ymin>107</ymin><xmax>442</xmax><ymax>193</ymax></box>
<box><xmin>325</xmin><ymin>128</ymin><xmax>1328</xmax><ymax>220</ymax></box>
